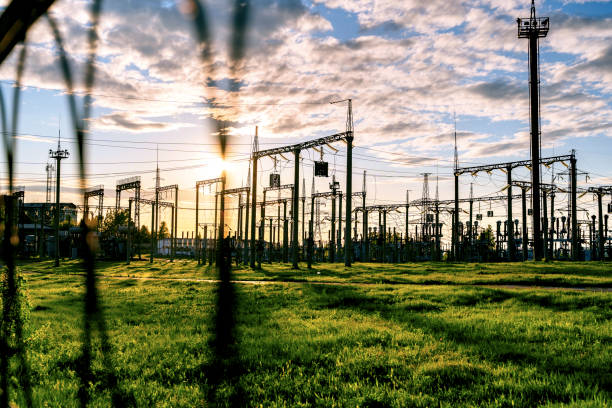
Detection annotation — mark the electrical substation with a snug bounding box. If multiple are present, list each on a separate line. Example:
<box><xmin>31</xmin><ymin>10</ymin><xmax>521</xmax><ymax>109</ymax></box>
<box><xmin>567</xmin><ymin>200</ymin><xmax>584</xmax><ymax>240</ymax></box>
<box><xmin>4</xmin><ymin>1</ymin><xmax>612</xmax><ymax>266</ymax></box>
<box><xmin>2</xmin><ymin>1</ymin><xmax>612</xmax><ymax>405</ymax></box>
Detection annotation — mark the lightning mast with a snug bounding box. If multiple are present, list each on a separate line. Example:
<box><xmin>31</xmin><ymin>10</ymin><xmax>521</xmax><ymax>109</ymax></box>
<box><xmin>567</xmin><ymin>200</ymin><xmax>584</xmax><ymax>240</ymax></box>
<box><xmin>518</xmin><ymin>0</ymin><xmax>550</xmax><ymax>260</ymax></box>
<box><xmin>49</xmin><ymin>133</ymin><xmax>69</xmax><ymax>267</ymax></box>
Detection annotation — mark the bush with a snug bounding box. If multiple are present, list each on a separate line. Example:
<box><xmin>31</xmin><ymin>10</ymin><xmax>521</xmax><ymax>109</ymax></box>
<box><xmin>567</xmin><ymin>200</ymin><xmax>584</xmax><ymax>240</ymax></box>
<box><xmin>1</xmin><ymin>267</ymin><xmax>31</xmax><ymax>350</ymax></box>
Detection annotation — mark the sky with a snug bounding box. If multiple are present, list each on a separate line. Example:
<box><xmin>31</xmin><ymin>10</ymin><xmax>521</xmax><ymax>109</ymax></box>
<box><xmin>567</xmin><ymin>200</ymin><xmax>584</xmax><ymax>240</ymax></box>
<box><xmin>0</xmin><ymin>0</ymin><xmax>611</xmax><ymax>239</ymax></box>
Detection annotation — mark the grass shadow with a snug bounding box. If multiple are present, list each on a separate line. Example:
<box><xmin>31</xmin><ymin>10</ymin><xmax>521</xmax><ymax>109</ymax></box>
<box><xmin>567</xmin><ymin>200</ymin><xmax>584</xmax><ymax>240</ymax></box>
<box><xmin>300</xmin><ymin>284</ymin><xmax>611</xmax><ymax>405</ymax></box>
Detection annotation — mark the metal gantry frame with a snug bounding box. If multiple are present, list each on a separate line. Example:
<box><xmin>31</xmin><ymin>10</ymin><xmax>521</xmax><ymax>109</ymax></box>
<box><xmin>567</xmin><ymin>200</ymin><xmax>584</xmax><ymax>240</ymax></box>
<box><xmin>195</xmin><ymin>177</ymin><xmax>224</xmax><ymax>264</ymax></box>
<box><xmin>250</xmin><ymin>130</ymin><xmax>353</xmax><ymax>269</ymax></box>
<box><xmin>512</xmin><ymin>181</ymin><xmax>561</xmax><ymax>260</ymax></box>
<box><xmin>454</xmin><ymin>153</ymin><xmax>575</xmax><ymax>261</ymax></box>
<box><xmin>263</xmin><ymin>183</ymin><xmax>294</xmax><ymax>254</ymax></box>
<box><xmin>258</xmin><ymin>197</ymin><xmax>292</xmax><ymax>262</ymax></box>
<box><xmin>353</xmin><ymin>192</ymin><xmax>538</xmax><ymax>263</ymax></box>
<box><xmin>133</xmin><ymin>197</ymin><xmax>174</xmax><ymax>263</ymax></box>
<box><xmin>221</xmin><ymin>186</ymin><xmax>250</xmax><ymax>239</ymax></box>
<box><xmin>157</xmin><ymin>184</ymin><xmax>178</xmax><ymax>260</ymax></box>
<box><xmin>587</xmin><ymin>186</ymin><xmax>612</xmax><ymax>260</ymax></box>
<box><xmin>364</xmin><ymin>203</ymin><xmax>403</xmax><ymax>263</ymax></box>
<box><xmin>311</xmin><ymin>189</ymin><xmax>340</xmax><ymax>263</ymax></box>
<box><xmin>116</xmin><ymin>176</ymin><xmax>141</xmax><ymax>228</ymax></box>
<box><xmin>307</xmin><ymin>190</ymin><xmax>365</xmax><ymax>266</ymax></box>
<box><xmin>84</xmin><ymin>185</ymin><xmax>104</xmax><ymax>230</ymax></box>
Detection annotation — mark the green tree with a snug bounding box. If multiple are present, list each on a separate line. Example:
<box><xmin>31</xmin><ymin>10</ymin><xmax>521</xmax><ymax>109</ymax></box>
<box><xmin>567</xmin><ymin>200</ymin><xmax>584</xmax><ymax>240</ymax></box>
<box><xmin>158</xmin><ymin>221</ymin><xmax>170</xmax><ymax>239</ymax></box>
<box><xmin>100</xmin><ymin>210</ymin><xmax>131</xmax><ymax>238</ymax></box>
<box><xmin>138</xmin><ymin>225</ymin><xmax>150</xmax><ymax>241</ymax></box>
<box><xmin>479</xmin><ymin>225</ymin><xmax>496</xmax><ymax>251</ymax></box>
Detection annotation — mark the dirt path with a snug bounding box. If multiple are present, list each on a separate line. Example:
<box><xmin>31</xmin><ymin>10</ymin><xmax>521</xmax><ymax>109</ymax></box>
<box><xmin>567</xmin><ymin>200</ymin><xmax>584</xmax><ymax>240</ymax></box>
<box><xmin>27</xmin><ymin>272</ymin><xmax>612</xmax><ymax>292</ymax></box>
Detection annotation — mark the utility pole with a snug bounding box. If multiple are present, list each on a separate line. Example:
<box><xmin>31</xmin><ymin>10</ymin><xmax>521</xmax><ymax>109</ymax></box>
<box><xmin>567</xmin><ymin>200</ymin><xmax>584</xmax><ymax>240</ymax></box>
<box><xmin>173</xmin><ymin>188</ymin><xmax>178</xmax><ymax>260</ymax></box>
<box><xmin>302</xmin><ymin>177</ymin><xmax>306</xmax><ymax>247</ymax></box>
<box><xmin>468</xmin><ymin>183</ymin><xmax>474</xmax><ymax>251</ymax></box>
<box><xmin>521</xmin><ymin>185</ymin><xmax>529</xmax><ymax>260</ymax></box>
<box><xmin>550</xmin><ymin>186</ymin><xmax>555</xmax><ymax>258</ymax></box>
<box><xmin>244</xmin><ymin>164</ymin><xmax>251</xmax><ymax>264</ymax></box>
<box><xmin>405</xmin><ymin>189</ymin><xmax>410</xmax><ymax>260</ymax></box>
<box><xmin>329</xmin><ymin>174</ymin><xmax>338</xmax><ymax>263</ymax></box>
<box><xmin>49</xmin><ymin>138</ymin><xmax>69</xmax><ymax>267</ymax></box>
<box><xmin>154</xmin><ymin>146</ymin><xmax>160</xmax><ymax>258</ymax></box>
<box><xmin>150</xmin><ymin>202</ymin><xmax>155</xmax><ymax>263</ymax></box>
<box><xmin>597</xmin><ymin>191</ymin><xmax>603</xmax><ymax>260</ymax></box>
<box><xmin>292</xmin><ymin>149</ymin><xmax>300</xmax><ymax>268</ymax></box>
<box><xmin>570</xmin><ymin>152</ymin><xmax>578</xmax><ymax>260</ymax></box>
<box><xmin>308</xmin><ymin>176</ymin><xmax>315</xmax><ymax>268</ymax></box>
<box><xmin>127</xmin><ymin>199</ymin><xmax>132</xmax><ymax>265</ymax></box>
<box><xmin>382</xmin><ymin>209</ymin><xmax>387</xmax><ymax>263</ymax></box>
<box><xmin>518</xmin><ymin>0</ymin><xmax>549</xmax><ymax>260</ymax></box>
<box><xmin>434</xmin><ymin>202</ymin><xmax>440</xmax><ymax>261</ymax></box>
<box><xmin>338</xmin><ymin>191</ymin><xmax>343</xmax><ymax>256</ymax></box>
<box><xmin>250</xmin><ymin>126</ymin><xmax>259</xmax><ymax>268</ymax></box>
<box><xmin>363</xmin><ymin>171</ymin><xmax>367</xmax><ymax>262</ymax></box>
<box><xmin>195</xmin><ymin>182</ymin><xmax>200</xmax><ymax>264</ymax></box>
<box><xmin>453</xmin><ymin>112</ymin><xmax>460</xmax><ymax>261</ymax></box>
<box><xmin>542</xmin><ymin>188</ymin><xmax>548</xmax><ymax>261</ymax></box>
<box><xmin>507</xmin><ymin>166</ymin><xmax>516</xmax><ymax>260</ymax></box>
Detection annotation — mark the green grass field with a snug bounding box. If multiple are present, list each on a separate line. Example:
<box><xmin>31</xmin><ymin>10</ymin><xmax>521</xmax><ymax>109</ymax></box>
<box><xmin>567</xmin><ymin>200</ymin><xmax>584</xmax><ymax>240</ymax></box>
<box><xmin>4</xmin><ymin>260</ymin><xmax>612</xmax><ymax>407</ymax></box>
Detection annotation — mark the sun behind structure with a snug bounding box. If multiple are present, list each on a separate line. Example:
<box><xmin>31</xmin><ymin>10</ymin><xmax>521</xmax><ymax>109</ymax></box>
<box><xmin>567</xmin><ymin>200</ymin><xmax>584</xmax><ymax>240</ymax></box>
<box><xmin>198</xmin><ymin>156</ymin><xmax>236</xmax><ymax>181</ymax></box>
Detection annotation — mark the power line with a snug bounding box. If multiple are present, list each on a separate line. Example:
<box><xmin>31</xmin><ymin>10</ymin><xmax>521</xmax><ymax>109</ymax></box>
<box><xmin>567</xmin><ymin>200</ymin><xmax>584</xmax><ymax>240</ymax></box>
<box><xmin>0</xmin><ymin>80</ymin><xmax>336</xmax><ymax>106</ymax></box>
<box><xmin>8</xmin><ymin>131</ymin><xmax>286</xmax><ymax>146</ymax></box>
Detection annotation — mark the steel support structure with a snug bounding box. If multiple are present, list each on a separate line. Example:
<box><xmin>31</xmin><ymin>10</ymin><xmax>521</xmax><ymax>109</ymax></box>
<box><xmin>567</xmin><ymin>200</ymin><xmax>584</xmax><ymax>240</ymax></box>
<box><xmin>220</xmin><ymin>186</ymin><xmax>250</xmax><ymax>261</ymax></box>
<box><xmin>49</xmin><ymin>144</ymin><xmax>69</xmax><ymax>267</ymax></box>
<box><xmin>292</xmin><ymin>150</ymin><xmax>300</xmax><ymax>268</ymax></box>
<box><xmin>506</xmin><ymin>166</ymin><xmax>516</xmax><ymax>260</ymax></box>
<box><xmin>133</xmin><ymin>198</ymin><xmax>173</xmax><ymax>263</ymax></box>
<box><xmin>116</xmin><ymin>177</ymin><xmax>141</xmax><ymax>227</ymax></box>
<box><xmin>453</xmin><ymin>173</ymin><xmax>459</xmax><ymax>260</ymax></box>
<box><xmin>520</xmin><ymin>186</ymin><xmax>529</xmax><ymax>260</ymax></box>
<box><xmin>570</xmin><ymin>155</ymin><xmax>579</xmax><ymax>260</ymax></box>
<box><xmin>264</xmin><ymin>183</ymin><xmax>294</xmax><ymax>261</ymax></box>
<box><xmin>455</xmin><ymin>154</ymin><xmax>571</xmax><ymax>261</ymax></box>
<box><xmin>542</xmin><ymin>188</ymin><xmax>548</xmax><ymax>261</ymax></box>
<box><xmin>338</xmin><ymin>192</ymin><xmax>343</xmax><ymax>257</ymax></box>
<box><xmin>195</xmin><ymin>177</ymin><xmax>224</xmax><ymax>264</ymax></box>
<box><xmin>251</xmin><ymin>131</ymin><xmax>352</xmax><ymax>268</ymax></box>
<box><xmin>344</xmin><ymin>133</ymin><xmax>353</xmax><ymax>266</ymax></box>
<box><xmin>517</xmin><ymin>2</ymin><xmax>550</xmax><ymax>260</ymax></box>
<box><xmin>84</xmin><ymin>185</ymin><xmax>104</xmax><ymax>229</ymax></box>
<box><xmin>157</xmin><ymin>184</ymin><xmax>178</xmax><ymax>261</ymax></box>
<box><xmin>588</xmin><ymin>186</ymin><xmax>612</xmax><ymax>260</ymax></box>
<box><xmin>127</xmin><ymin>199</ymin><xmax>132</xmax><ymax>264</ymax></box>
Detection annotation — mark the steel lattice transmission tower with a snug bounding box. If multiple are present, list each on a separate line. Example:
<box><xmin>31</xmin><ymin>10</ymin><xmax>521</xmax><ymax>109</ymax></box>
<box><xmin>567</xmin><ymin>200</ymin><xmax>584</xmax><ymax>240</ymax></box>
<box><xmin>518</xmin><ymin>0</ymin><xmax>549</xmax><ymax>260</ymax></box>
<box><xmin>249</xmin><ymin>126</ymin><xmax>260</xmax><ymax>267</ymax></box>
<box><xmin>330</xmin><ymin>98</ymin><xmax>354</xmax><ymax>266</ymax></box>
<box><xmin>45</xmin><ymin>163</ymin><xmax>54</xmax><ymax>203</ymax></box>
<box><xmin>421</xmin><ymin>173</ymin><xmax>431</xmax><ymax>239</ymax></box>
<box><xmin>453</xmin><ymin>111</ymin><xmax>460</xmax><ymax>259</ymax></box>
